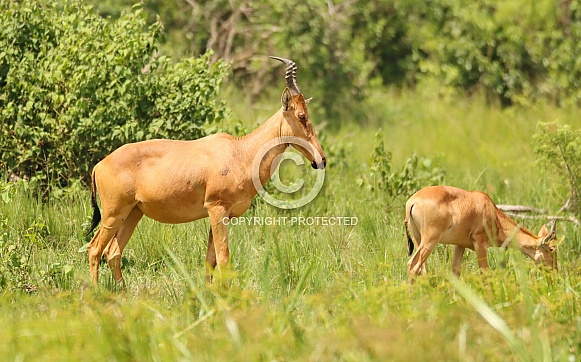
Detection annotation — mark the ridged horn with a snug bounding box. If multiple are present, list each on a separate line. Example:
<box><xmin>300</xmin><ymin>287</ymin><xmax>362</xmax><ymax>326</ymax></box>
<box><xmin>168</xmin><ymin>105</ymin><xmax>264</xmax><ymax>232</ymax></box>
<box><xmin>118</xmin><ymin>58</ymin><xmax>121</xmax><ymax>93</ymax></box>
<box><xmin>269</xmin><ymin>56</ymin><xmax>301</xmax><ymax>95</ymax></box>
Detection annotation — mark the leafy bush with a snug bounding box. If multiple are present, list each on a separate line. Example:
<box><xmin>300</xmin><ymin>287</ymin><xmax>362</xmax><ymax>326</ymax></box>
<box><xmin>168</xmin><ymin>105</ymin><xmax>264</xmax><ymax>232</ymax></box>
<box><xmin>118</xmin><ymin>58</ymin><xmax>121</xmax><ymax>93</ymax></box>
<box><xmin>0</xmin><ymin>181</ymin><xmax>49</xmax><ymax>292</ymax></box>
<box><xmin>534</xmin><ymin>122</ymin><xmax>581</xmax><ymax>218</ymax></box>
<box><xmin>0</xmin><ymin>214</ymin><xmax>34</xmax><ymax>293</ymax></box>
<box><xmin>358</xmin><ymin>129</ymin><xmax>446</xmax><ymax>198</ymax></box>
<box><xmin>0</xmin><ymin>0</ymin><xmax>229</xmax><ymax>188</ymax></box>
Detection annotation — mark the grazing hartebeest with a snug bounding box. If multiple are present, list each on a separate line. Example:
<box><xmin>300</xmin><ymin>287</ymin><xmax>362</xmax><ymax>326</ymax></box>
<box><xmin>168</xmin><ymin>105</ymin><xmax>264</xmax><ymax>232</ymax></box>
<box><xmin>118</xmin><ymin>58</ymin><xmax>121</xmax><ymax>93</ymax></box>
<box><xmin>404</xmin><ymin>186</ymin><xmax>558</xmax><ymax>280</ymax></box>
<box><xmin>85</xmin><ymin>56</ymin><xmax>326</xmax><ymax>286</ymax></box>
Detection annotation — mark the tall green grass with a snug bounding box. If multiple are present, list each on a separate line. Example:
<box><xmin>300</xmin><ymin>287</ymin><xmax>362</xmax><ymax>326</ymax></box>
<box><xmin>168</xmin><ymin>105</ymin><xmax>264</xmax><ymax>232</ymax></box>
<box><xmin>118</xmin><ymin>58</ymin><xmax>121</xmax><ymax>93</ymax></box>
<box><xmin>0</xmin><ymin>89</ymin><xmax>579</xmax><ymax>360</ymax></box>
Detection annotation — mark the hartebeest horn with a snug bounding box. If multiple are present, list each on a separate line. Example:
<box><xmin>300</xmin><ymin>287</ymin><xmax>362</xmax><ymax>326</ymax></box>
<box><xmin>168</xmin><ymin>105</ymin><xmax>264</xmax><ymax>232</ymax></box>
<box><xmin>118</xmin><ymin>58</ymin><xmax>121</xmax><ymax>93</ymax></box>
<box><xmin>269</xmin><ymin>56</ymin><xmax>301</xmax><ymax>96</ymax></box>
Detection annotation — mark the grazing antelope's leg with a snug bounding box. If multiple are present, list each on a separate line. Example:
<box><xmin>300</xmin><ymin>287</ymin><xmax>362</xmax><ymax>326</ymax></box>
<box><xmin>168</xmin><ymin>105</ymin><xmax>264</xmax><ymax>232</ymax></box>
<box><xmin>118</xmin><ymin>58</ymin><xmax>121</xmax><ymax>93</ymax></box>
<box><xmin>205</xmin><ymin>228</ymin><xmax>216</xmax><ymax>283</ymax></box>
<box><xmin>407</xmin><ymin>249</ymin><xmax>420</xmax><ymax>278</ymax></box>
<box><xmin>206</xmin><ymin>203</ymin><xmax>232</xmax><ymax>278</ymax></box>
<box><xmin>406</xmin><ymin>219</ymin><xmax>424</xmax><ymax>278</ymax></box>
<box><xmin>103</xmin><ymin>207</ymin><xmax>144</xmax><ymax>286</ymax></box>
<box><xmin>409</xmin><ymin>244</ymin><xmax>436</xmax><ymax>277</ymax></box>
<box><xmin>408</xmin><ymin>232</ymin><xmax>440</xmax><ymax>280</ymax></box>
<box><xmin>473</xmin><ymin>242</ymin><xmax>490</xmax><ymax>270</ymax></box>
<box><xmin>452</xmin><ymin>246</ymin><xmax>465</xmax><ymax>276</ymax></box>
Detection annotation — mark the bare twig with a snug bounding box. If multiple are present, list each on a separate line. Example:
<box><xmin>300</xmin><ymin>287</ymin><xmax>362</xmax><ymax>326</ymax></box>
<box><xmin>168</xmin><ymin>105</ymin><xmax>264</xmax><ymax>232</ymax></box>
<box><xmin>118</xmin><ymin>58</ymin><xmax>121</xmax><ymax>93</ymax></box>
<box><xmin>497</xmin><ymin>205</ymin><xmax>548</xmax><ymax>214</ymax></box>
<box><xmin>499</xmin><ymin>203</ymin><xmax>579</xmax><ymax>225</ymax></box>
<box><xmin>558</xmin><ymin>185</ymin><xmax>579</xmax><ymax>214</ymax></box>
<box><xmin>558</xmin><ymin>143</ymin><xmax>580</xmax><ymax>215</ymax></box>
<box><xmin>504</xmin><ymin>212</ymin><xmax>580</xmax><ymax>226</ymax></box>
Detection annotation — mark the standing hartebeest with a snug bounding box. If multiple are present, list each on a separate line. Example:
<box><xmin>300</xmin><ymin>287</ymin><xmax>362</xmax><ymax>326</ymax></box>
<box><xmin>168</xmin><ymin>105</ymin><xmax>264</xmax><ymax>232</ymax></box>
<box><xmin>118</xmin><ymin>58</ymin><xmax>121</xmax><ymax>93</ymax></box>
<box><xmin>85</xmin><ymin>56</ymin><xmax>326</xmax><ymax>286</ymax></box>
<box><xmin>404</xmin><ymin>186</ymin><xmax>558</xmax><ymax>280</ymax></box>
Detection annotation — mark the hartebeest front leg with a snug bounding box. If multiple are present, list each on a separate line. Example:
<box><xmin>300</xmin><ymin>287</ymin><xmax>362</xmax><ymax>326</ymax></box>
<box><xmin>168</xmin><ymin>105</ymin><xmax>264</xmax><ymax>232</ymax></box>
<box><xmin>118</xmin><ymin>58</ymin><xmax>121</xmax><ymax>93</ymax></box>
<box><xmin>452</xmin><ymin>246</ymin><xmax>465</xmax><ymax>276</ymax></box>
<box><xmin>206</xmin><ymin>203</ymin><xmax>232</xmax><ymax>281</ymax></box>
<box><xmin>474</xmin><ymin>243</ymin><xmax>490</xmax><ymax>270</ymax></box>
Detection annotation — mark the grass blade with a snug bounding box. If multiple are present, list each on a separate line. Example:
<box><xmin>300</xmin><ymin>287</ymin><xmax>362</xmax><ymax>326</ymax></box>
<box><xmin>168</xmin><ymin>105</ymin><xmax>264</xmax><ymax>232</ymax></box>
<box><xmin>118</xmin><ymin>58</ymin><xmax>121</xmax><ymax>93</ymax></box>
<box><xmin>164</xmin><ymin>246</ymin><xmax>212</xmax><ymax>314</ymax></box>
<box><xmin>448</xmin><ymin>275</ymin><xmax>530</xmax><ymax>361</ymax></box>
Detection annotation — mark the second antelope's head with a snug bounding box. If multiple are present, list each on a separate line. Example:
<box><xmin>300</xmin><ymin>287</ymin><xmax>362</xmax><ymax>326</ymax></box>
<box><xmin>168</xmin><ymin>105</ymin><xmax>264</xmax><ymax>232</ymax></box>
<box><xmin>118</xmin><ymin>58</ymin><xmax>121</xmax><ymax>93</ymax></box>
<box><xmin>534</xmin><ymin>220</ymin><xmax>559</xmax><ymax>271</ymax></box>
<box><xmin>270</xmin><ymin>56</ymin><xmax>327</xmax><ymax>170</ymax></box>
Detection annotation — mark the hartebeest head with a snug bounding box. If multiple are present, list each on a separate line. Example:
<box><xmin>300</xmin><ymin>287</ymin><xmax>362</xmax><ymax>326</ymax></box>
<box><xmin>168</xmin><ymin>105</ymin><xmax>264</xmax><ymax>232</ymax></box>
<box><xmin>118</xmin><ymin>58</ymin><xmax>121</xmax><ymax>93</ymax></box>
<box><xmin>533</xmin><ymin>220</ymin><xmax>558</xmax><ymax>270</ymax></box>
<box><xmin>270</xmin><ymin>56</ymin><xmax>326</xmax><ymax>169</ymax></box>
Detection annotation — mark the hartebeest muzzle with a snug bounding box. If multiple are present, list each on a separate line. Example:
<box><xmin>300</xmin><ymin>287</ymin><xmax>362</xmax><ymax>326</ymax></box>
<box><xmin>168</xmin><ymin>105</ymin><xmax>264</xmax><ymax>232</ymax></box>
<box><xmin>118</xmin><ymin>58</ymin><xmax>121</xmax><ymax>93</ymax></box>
<box><xmin>311</xmin><ymin>158</ymin><xmax>327</xmax><ymax>169</ymax></box>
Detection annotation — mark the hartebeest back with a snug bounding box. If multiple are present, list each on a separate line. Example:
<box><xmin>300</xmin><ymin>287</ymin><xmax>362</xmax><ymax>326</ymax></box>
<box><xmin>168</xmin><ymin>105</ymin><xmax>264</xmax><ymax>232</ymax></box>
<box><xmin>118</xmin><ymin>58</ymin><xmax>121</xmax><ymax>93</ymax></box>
<box><xmin>85</xmin><ymin>57</ymin><xmax>326</xmax><ymax>286</ymax></box>
<box><xmin>404</xmin><ymin>185</ymin><xmax>558</xmax><ymax>280</ymax></box>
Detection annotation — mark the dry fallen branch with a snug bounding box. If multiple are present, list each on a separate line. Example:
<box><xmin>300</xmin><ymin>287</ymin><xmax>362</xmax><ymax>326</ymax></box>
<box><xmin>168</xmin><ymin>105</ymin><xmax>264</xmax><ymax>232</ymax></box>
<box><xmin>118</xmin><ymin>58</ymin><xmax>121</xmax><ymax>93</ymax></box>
<box><xmin>504</xmin><ymin>212</ymin><xmax>580</xmax><ymax>226</ymax></box>
<box><xmin>497</xmin><ymin>205</ymin><xmax>548</xmax><ymax>214</ymax></box>
<box><xmin>498</xmin><ymin>204</ymin><xmax>580</xmax><ymax>225</ymax></box>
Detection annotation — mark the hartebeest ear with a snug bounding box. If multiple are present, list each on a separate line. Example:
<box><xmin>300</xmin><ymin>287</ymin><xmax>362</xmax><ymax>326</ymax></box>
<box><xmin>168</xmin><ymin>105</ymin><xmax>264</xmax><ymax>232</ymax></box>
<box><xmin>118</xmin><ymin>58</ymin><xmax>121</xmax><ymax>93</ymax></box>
<box><xmin>305</xmin><ymin>97</ymin><xmax>313</xmax><ymax>104</ymax></box>
<box><xmin>281</xmin><ymin>88</ymin><xmax>293</xmax><ymax>111</ymax></box>
<box><xmin>539</xmin><ymin>220</ymin><xmax>557</xmax><ymax>246</ymax></box>
<box><xmin>538</xmin><ymin>224</ymin><xmax>549</xmax><ymax>238</ymax></box>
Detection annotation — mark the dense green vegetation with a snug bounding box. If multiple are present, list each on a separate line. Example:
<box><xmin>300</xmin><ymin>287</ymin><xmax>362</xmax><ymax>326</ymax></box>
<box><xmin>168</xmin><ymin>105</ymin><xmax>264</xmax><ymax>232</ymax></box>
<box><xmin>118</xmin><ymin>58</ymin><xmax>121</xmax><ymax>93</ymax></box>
<box><xmin>89</xmin><ymin>0</ymin><xmax>581</xmax><ymax>109</ymax></box>
<box><xmin>1</xmin><ymin>91</ymin><xmax>580</xmax><ymax>360</ymax></box>
<box><xmin>0</xmin><ymin>0</ymin><xmax>228</xmax><ymax>187</ymax></box>
<box><xmin>0</xmin><ymin>0</ymin><xmax>580</xmax><ymax>360</ymax></box>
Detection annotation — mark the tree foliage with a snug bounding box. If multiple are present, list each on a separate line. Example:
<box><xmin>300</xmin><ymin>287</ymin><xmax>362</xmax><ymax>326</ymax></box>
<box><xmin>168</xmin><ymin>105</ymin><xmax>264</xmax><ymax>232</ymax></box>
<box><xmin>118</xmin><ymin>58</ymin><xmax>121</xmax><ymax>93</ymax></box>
<box><xmin>87</xmin><ymin>0</ymin><xmax>581</xmax><ymax>111</ymax></box>
<box><xmin>86</xmin><ymin>0</ymin><xmax>412</xmax><ymax>120</ymax></box>
<box><xmin>401</xmin><ymin>0</ymin><xmax>581</xmax><ymax>107</ymax></box>
<box><xmin>0</xmin><ymin>0</ymin><xmax>229</xmax><ymax>187</ymax></box>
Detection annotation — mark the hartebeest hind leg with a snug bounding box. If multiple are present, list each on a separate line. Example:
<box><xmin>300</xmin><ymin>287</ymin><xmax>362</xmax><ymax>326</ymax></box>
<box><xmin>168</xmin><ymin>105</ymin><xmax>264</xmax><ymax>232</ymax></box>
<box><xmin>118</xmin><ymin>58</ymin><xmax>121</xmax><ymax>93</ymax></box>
<box><xmin>408</xmin><ymin>230</ymin><xmax>441</xmax><ymax>280</ymax></box>
<box><xmin>103</xmin><ymin>207</ymin><xmax>144</xmax><ymax>285</ymax></box>
<box><xmin>406</xmin><ymin>220</ymin><xmax>427</xmax><ymax>275</ymax></box>
<box><xmin>87</xmin><ymin>203</ymin><xmax>136</xmax><ymax>285</ymax></box>
<box><xmin>88</xmin><ymin>224</ymin><xmax>121</xmax><ymax>285</ymax></box>
<box><xmin>408</xmin><ymin>244</ymin><xmax>436</xmax><ymax>278</ymax></box>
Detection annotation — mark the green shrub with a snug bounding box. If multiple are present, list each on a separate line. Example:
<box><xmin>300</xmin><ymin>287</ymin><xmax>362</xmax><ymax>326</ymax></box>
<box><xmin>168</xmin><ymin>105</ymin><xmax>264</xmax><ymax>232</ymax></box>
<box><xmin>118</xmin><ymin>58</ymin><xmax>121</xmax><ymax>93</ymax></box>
<box><xmin>358</xmin><ymin>129</ymin><xmax>446</xmax><ymax>198</ymax></box>
<box><xmin>0</xmin><ymin>0</ymin><xmax>229</xmax><ymax>188</ymax></box>
<box><xmin>534</xmin><ymin>122</ymin><xmax>581</xmax><ymax>218</ymax></box>
<box><xmin>0</xmin><ymin>214</ymin><xmax>35</xmax><ymax>293</ymax></box>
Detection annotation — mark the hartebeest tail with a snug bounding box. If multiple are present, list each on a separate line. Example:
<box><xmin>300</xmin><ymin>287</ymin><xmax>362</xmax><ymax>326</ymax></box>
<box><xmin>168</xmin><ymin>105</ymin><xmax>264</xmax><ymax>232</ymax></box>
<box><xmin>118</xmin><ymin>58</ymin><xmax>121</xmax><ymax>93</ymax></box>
<box><xmin>405</xmin><ymin>204</ymin><xmax>415</xmax><ymax>256</ymax></box>
<box><xmin>405</xmin><ymin>185</ymin><xmax>558</xmax><ymax>281</ymax></box>
<box><xmin>86</xmin><ymin>169</ymin><xmax>101</xmax><ymax>238</ymax></box>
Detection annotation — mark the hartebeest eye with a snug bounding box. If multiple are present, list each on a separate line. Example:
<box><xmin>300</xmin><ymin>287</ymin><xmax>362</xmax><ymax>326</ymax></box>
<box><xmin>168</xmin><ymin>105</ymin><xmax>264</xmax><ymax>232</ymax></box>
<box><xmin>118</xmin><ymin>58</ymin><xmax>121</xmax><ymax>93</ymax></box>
<box><xmin>298</xmin><ymin>114</ymin><xmax>307</xmax><ymax>122</ymax></box>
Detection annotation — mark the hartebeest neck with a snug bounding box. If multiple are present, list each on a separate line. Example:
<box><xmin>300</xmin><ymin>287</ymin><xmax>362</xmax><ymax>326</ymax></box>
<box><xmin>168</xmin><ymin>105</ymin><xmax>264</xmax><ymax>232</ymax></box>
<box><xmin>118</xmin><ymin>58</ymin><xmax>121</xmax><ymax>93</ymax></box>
<box><xmin>236</xmin><ymin>109</ymin><xmax>290</xmax><ymax>186</ymax></box>
<box><xmin>497</xmin><ymin>210</ymin><xmax>541</xmax><ymax>258</ymax></box>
